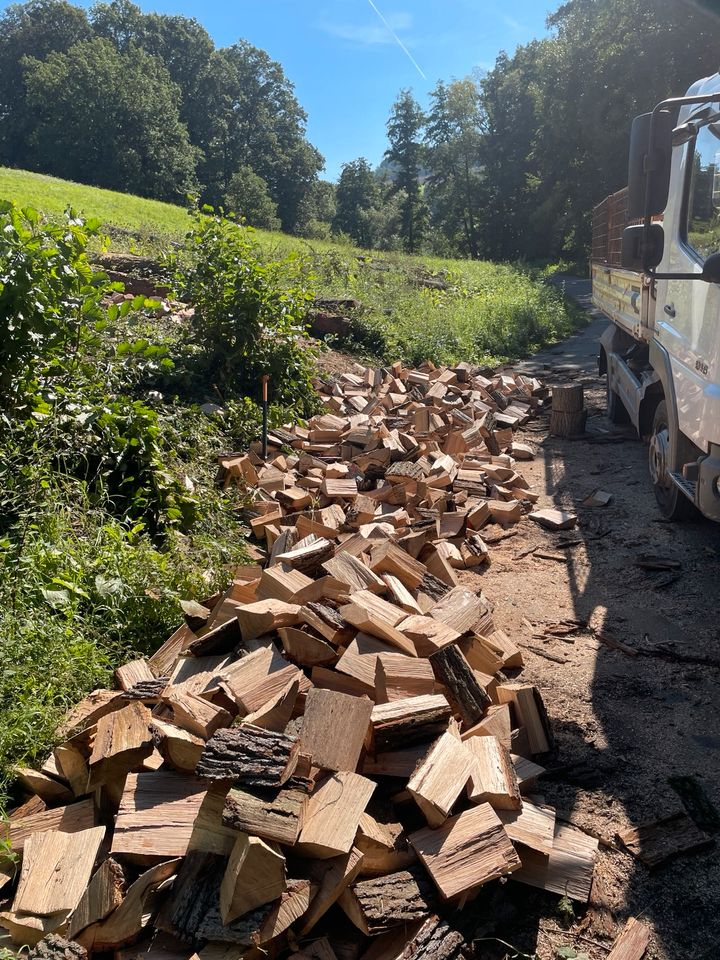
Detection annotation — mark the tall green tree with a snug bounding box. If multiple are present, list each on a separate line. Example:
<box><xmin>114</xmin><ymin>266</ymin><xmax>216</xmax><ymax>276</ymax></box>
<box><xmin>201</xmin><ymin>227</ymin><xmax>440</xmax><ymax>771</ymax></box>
<box><xmin>425</xmin><ymin>78</ymin><xmax>483</xmax><ymax>258</ymax></box>
<box><xmin>334</xmin><ymin>158</ymin><xmax>382</xmax><ymax>247</ymax></box>
<box><xmin>224</xmin><ymin>165</ymin><xmax>280</xmax><ymax>230</ymax></box>
<box><xmin>23</xmin><ymin>38</ymin><xmax>198</xmax><ymax>201</ymax></box>
<box><xmin>0</xmin><ymin>0</ymin><xmax>91</xmax><ymax>165</ymax></box>
<box><xmin>384</xmin><ymin>90</ymin><xmax>428</xmax><ymax>253</ymax></box>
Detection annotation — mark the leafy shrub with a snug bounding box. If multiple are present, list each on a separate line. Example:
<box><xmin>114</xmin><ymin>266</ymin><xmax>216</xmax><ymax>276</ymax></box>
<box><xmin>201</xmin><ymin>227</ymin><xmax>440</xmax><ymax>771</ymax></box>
<box><xmin>172</xmin><ymin>211</ymin><xmax>318</xmax><ymax>415</ymax></box>
<box><xmin>0</xmin><ymin>201</ymin><xmax>108</xmax><ymax>411</ymax></box>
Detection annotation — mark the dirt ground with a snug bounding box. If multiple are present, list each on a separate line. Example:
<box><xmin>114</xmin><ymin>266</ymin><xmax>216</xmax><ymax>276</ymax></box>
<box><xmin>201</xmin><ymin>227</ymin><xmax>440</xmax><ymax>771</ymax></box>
<box><xmin>463</xmin><ymin>293</ymin><xmax>720</xmax><ymax>959</ymax></box>
<box><xmin>315</xmin><ymin>285</ymin><xmax>720</xmax><ymax>959</ymax></box>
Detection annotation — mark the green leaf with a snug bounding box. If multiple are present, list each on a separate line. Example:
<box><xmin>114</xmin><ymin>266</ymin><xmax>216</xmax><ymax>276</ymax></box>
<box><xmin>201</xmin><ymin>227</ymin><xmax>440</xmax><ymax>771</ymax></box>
<box><xmin>41</xmin><ymin>588</ymin><xmax>71</xmax><ymax>609</ymax></box>
<box><xmin>95</xmin><ymin>575</ymin><xmax>124</xmax><ymax>597</ymax></box>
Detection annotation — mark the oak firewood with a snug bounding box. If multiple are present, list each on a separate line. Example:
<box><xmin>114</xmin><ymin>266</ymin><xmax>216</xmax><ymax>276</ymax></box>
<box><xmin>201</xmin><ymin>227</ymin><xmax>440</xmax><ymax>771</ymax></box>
<box><xmin>220</xmin><ymin>833</ymin><xmax>286</xmax><ymax>924</ymax></box>
<box><xmin>299</xmin><ymin>688</ymin><xmax>373</xmax><ymax>772</ymax></box>
<box><xmin>278</xmin><ymin>626</ymin><xmax>337</xmax><ymax>667</ymax></box>
<box><xmin>297</xmin><ymin>772</ymin><xmax>375</xmax><ymax>859</ymax></box>
<box><xmin>67</xmin><ymin>858</ymin><xmax>126</xmax><ymax>939</ymax></box>
<box><xmin>162</xmin><ymin>690</ymin><xmax>232</xmax><ymax>739</ymax></box>
<box><xmin>407</xmin><ymin>733</ymin><xmax>475</xmax><ymax>827</ymax></box>
<box><xmin>370</xmin><ymin>695</ymin><xmax>452</xmax><ymax>752</ymax></box>
<box><xmin>150</xmin><ymin>718</ymin><xmax>204</xmax><ymax>772</ymax></box>
<box><xmin>496</xmin><ymin>683</ymin><xmax>553</xmax><ymax>754</ymax></box>
<box><xmin>222</xmin><ymin>784</ymin><xmax>307</xmax><ymax>845</ymax></box>
<box><xmin>409</xmin><ymin>804</ymin><xmax>521</xmax><ymax>899</ymax></box>
<box><xmin>465</xmin><ymin>736</ymin><xmax>521</xmax><ymax>810</ymax></box>
<box><xmin>235</xmin><ymin>600</ymin><xmax>302</xmax><ymax>641</ymax></box>
<box><xmin>340</xmin><ymin>867</ymin><xmax>436</xmax><ymax>934</ymax></box>
<box><xmin>78</xmin><ymin>860</ymin><xmax>180</xmax><ymax>950</ymax></box>
<box><xmin>196</xmin><ymin>725</ymin><xmax>299</xmax><ymax>787</ymax></box>
<box><xmin>375</xmin><ymin>653</ymin><xmax>435</xmax><ymax>702</ymax></box>
<box><xmin>429</xmin><ymin>645</ymin><xmax>490</xmax><ymax>726</ymax></box>
<box><xmin>13</xmin><ymin>826</ymin><xmax>105</xmax><ymax>918</ymax></box>
<box><xmin>87</xmin><ymin>701</ymin><xmax>153</xmax><ymax>788</ymax></box>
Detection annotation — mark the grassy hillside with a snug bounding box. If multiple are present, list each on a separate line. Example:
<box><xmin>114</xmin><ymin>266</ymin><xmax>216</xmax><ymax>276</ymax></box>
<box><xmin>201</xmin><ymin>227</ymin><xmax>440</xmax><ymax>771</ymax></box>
<box><xmin>0</xmin><ymin>166</ymin><xmax>582</xmax><ymax>368</ymax></box>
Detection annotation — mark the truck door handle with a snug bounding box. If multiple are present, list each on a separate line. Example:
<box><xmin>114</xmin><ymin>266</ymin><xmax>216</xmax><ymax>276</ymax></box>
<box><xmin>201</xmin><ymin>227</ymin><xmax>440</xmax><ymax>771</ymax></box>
<box><xmin>664</xmin><ymin>303</ymin><xmax>676</xmax><ymax>318</ymax></box>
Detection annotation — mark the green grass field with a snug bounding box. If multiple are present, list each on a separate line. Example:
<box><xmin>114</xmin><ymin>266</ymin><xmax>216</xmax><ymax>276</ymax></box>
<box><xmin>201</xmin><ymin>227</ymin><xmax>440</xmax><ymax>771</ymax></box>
<box><xmin>0</xmin><ymin>165</ymin><xmax>583</xmax><ymax>367</ymax></box>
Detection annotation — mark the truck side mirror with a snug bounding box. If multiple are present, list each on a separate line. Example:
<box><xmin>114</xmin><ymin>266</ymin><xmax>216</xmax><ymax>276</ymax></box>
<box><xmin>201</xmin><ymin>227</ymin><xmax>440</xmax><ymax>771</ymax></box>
<box><xmin>621</xmin><ymin>222</ymin><xmax>664</xmax><ymax>271</ymax></box>
<box><xmin>627</xmin><ymin>111</ymin><xmax>673</xmax><ymax>220</ymax></box>
<box><xmin>701</xmin><ymin>252</ymin><xmax>720</xmax><ymax>283</ymax></box>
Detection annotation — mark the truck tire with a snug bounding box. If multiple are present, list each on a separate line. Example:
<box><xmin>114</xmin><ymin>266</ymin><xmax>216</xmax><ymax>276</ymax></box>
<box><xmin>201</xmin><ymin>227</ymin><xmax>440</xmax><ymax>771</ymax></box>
<box><xmin>606</xmin><ymin>377</ymin><xmax>629</xmax><ymax>424</ymax></box>
<box><xmin>649</xmin><ymin>400</ymin><xmax>696</xmax><ymax>520</ymax></box>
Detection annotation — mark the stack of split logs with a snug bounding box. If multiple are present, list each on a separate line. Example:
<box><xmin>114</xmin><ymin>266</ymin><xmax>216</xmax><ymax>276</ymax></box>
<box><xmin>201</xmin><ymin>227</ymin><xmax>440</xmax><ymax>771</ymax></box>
<box><xmin>1</xmin><ymin>359</ymin><xmax>600</xmax><ymax>960</ymax></box>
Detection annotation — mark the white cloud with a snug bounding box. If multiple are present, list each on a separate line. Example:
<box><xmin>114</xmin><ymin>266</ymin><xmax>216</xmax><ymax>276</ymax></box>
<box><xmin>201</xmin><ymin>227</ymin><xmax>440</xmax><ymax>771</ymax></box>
<box><xmin>320</xmin><ymin>10</ymin><xmax>413</xmax><ymax>47</ymax></box>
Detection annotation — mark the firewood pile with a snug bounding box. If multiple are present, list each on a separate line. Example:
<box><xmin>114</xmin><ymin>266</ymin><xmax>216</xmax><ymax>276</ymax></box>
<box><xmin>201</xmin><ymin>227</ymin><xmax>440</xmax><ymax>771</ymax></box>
<box><xmin>0</xmin><ymin>359</ymin><xmax>599</xmax><ymax>960</ymax></box>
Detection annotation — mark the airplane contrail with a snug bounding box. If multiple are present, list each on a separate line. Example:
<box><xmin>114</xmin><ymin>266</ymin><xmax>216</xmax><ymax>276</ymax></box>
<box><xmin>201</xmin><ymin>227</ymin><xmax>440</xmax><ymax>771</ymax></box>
<box><xmin>366</xmin><ymin>0</ymin><xmax>427</xmax><ymax>80</ymax></box>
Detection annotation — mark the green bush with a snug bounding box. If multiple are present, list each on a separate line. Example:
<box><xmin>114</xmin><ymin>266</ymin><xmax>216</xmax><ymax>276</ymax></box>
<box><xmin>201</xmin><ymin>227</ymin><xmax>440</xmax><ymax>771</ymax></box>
<box><xmin>0</xmin><ymin>201</ymin><xmax>108</xmax><ymax>411</ymax></box>
<box><xmin>172</xmin><ymin>211</ymin><xmax>319</xmax><ymax>415</ymax></box>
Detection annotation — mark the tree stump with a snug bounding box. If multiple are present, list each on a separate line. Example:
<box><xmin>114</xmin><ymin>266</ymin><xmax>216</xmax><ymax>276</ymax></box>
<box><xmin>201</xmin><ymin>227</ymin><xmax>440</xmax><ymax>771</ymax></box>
<box><xmin>551</xmin><ymin>383</ymin><xmax>584</xmax><ymax>412</ymax></box>
<box><xmin>550</xmin><ymin>383</ymin><xmax>586</xmax><ymax>437</ymax></box>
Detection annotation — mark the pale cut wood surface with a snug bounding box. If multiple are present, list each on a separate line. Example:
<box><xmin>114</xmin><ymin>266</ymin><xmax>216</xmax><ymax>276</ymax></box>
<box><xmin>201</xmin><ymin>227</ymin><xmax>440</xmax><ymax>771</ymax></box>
<box><xmin>220</xmin><ymin>833</ymin><xmax>286</xmax><ymax>923</ymax></box>
<box><xmin>111</xmin><ymin>772</ymin><xmax>209</xmax><ymax>857</ymax></box>
<box><xmin>298</xmin><ymin>846</ymin><xmax>365</xmax><ymax>934</ymax></box>
<box><xmin>13</xmin><ymin>825</ymin><xmax>105</xmax><ymax>916</ymax></box>
<box><xmin>512</xmin><ymin>821</ymin><xmax>599</xmax><ymax>902</ymax></box>
<box><xmin>375</xmin><ymin>653</ymin><xmax>435</xmax><ymax>702</ymax></box>
<box><xmin>298</xmin><ymin>772</ymin><xmax>375</xmax><ymax>858</ymax></box>
<box><xmin>496</xmin><ymin>800</ymin><xmax>556</xmax><ymax>854</ymax></box>
<box><xmin>465</xmin><ymin>735</ymin><xmax>521</xmax><ymax>810</ymax></box>
<box><xmin>67</xmin><ymin>856</ymin><xmax>126</xmax><ymax>938</ymax></box>
<box><xmin>607</xmin><ymin>917</ymin><xmax>652</xmax><ymax>960</ymax></box>
<box><xmin>407</xmin><ymin>732</ymin><xmax>475</xmax><ymax>826</ymax></box>
<box><xmin>300</xmin><ymin>687</ymin><xmax>373</xmax><ymax>772</ymax></box>
<box><xmin>5</xmin><ymin>797</ymin><xmax>96</xmax><ymax>853</ymax></box>
<box><xmin>409</xmin><ymin>803</ymin><xmax>521</xmax><ymax>899</ymax></box>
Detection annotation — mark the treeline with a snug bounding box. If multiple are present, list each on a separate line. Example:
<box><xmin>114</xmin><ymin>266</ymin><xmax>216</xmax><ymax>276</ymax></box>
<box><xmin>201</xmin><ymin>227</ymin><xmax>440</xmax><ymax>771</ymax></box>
<box><xmin>0</xmin><ymin>0</ymin><xmax>329</xmax><ymax>233</ymax></box>
<box><xmin>2</xmin><ymin>0</ymin><xmax>718</xmax><ymax>256</ymax></box>
<box><xmin>338</xmin><ymin>0</ymin><xmax>719</xmax><ymax>260</ymax></box>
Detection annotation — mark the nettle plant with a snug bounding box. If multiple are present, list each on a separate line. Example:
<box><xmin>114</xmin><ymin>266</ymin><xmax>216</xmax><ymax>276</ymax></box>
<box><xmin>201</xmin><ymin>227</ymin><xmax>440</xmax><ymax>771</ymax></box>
<box><xmin>174</xmin><ymin>209</ymin><xmax>319</xmax><ymax>415</ymax></box>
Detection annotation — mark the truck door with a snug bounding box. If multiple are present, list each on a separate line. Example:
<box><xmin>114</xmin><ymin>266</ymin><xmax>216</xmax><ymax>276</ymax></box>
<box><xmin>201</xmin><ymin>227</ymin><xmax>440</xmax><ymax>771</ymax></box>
<box><xmin>659</xmin><ymin>121</ymin><xmax>720</xmax><ymax>450</ymax></box>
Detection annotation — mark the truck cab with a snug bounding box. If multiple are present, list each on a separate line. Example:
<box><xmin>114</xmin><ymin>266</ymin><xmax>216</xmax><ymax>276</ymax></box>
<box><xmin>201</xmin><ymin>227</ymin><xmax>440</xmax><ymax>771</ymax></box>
<box><xmin>594</xmin><ymin>71</ymin><xmax>720</xmax><ymax>521</ymax></box>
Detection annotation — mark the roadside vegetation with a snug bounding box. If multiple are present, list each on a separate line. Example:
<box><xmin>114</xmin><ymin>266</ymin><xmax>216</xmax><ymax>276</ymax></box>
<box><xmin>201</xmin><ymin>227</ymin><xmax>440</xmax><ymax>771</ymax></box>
<box><xmin>0</xmin><ymin>194</ymin><xmax>581</xmax><ymax>802</ymax></box>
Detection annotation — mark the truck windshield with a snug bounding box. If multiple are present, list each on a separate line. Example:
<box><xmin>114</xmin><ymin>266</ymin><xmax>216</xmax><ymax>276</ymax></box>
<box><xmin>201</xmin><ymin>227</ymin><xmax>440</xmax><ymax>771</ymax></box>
<box><xmin>686</xmin><ymin>120</ymin><xmax>720</xmax><ymax>261</ymax></box>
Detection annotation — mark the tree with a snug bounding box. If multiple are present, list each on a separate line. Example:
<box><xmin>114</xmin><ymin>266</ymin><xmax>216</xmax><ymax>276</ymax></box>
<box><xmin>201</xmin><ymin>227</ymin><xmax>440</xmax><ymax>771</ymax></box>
<box><xmin>23</xmin><ymin>38</ymin><xmax>198</xmax><ymax>201</ymax></box>
<box><xmin>0</xmin><ymin>0</ymin><xmax>91</xmax><ymax>166</ymax></box>
<box><xmin>225</xmin><ymin>165</ymin><xmax>280</xmax><ymax>230</ymax></box>
<box><xmin>194</xmin><ymin>41</ymin><xmax>323</xmax><ymax>232</ymax></box>
<box><xmin>334</xmin><ymin>158</ymin><xmax>383</xmax><ymax>247</ymax></box>
<box><xmin>425</xmin><ymin>78</ymin><xmax>483</xmax><ymax>258</ymax></box>
<box><xmin>384</xmin><ymin>90</ymin><xmax>428</xmax><ymax>253</ymax></box>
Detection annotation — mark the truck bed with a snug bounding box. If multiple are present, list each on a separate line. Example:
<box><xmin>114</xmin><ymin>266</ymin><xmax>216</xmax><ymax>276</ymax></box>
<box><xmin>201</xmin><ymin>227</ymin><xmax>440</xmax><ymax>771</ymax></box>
<box><xmin>591</xmin><ymin>262</ymin><xmax>649</xmax><ymax>340</ymax></box>
<box><xmin>591</xmin><ymin>187</ymin><xmax>654</xmax><ymax>341</ymax></box>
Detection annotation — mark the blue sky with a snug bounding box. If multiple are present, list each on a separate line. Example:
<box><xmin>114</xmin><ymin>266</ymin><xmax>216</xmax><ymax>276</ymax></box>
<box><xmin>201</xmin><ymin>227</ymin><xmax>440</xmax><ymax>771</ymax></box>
<box><xmin>5</xmin><ymin>0</ymin><xmax>556</xmax><ymax>179</ymax></box>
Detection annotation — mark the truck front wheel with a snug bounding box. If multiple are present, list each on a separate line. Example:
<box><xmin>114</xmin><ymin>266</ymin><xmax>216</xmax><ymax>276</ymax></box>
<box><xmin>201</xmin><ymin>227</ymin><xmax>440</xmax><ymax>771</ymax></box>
<box><xmin>649</xmin><ymin>400</ymin><xmax>695</xmax><ymax>520</ymax></box>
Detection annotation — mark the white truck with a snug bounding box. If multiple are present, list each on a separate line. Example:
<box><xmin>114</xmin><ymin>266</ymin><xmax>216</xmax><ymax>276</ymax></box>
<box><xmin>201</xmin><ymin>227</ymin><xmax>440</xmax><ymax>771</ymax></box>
<box><xmin>593</xmin><ymin>72</ymin><xmax>720</xmax><ymax>520</ymax></box>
